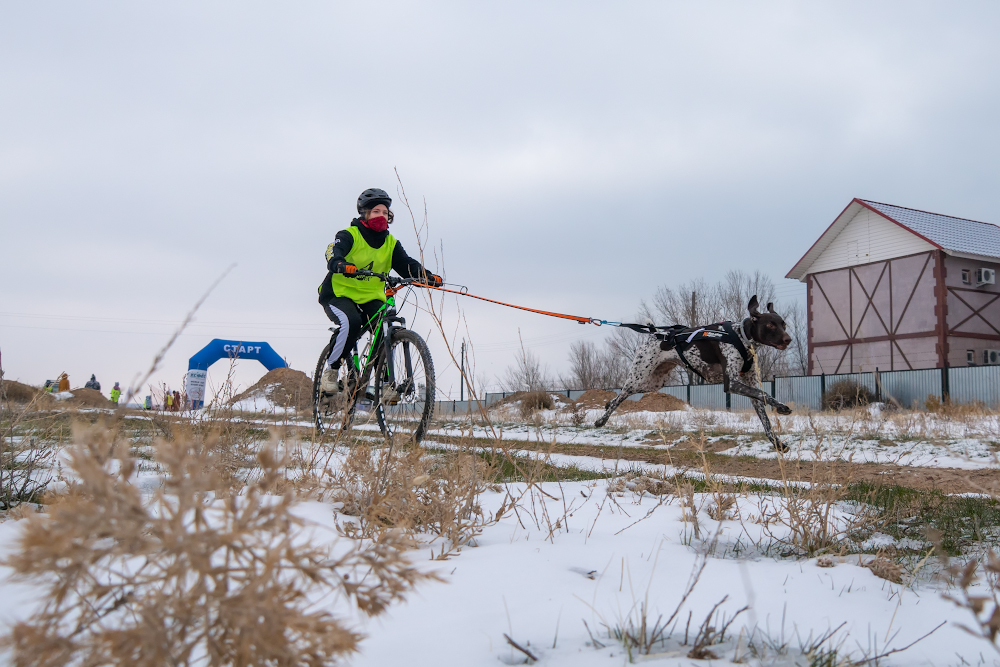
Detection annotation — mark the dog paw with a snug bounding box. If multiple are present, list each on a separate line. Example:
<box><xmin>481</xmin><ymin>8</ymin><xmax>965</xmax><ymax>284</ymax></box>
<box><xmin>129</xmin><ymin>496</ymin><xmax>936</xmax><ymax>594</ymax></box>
<box><xmin>776</xmin><ymin>404</ymin><xmax>792</xmax><ymax>415</ymax></box>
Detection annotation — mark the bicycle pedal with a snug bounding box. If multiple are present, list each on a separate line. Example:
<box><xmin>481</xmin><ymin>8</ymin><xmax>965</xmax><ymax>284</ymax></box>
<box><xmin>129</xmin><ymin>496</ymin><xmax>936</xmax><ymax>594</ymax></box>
<box><xmin>381</xmin><ymin>387</ymin><xmax>401</xmax><ymax>405</ymax></box>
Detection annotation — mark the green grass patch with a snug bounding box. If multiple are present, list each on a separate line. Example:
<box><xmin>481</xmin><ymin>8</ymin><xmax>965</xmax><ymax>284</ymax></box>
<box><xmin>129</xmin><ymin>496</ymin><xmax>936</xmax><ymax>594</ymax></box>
<box><xmin>844</xmin><ymin>482</ymin><xmax>1000</xmax><ymax>555</ymax></box>
<box><xmin>471</xmin><ymin>450</ymin><xmax>613</xmax><ymax>482</ymax></box>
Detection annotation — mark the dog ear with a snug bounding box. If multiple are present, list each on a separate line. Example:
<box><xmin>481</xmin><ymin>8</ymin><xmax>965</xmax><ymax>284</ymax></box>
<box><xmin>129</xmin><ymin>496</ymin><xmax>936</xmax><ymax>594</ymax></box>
<box><xmin>748</xmin><ymin>295</ymin><xmax>760</xmax><ymax>318</ymax></box>
<box><xmin>766</xmin><ymin>302</ymin><xmax>775</xmax><ymax>314</ymax></box>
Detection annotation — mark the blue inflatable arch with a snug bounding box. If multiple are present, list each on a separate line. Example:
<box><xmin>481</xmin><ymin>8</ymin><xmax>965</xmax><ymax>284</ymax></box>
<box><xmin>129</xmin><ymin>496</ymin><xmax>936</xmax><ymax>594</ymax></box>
<box><xmin>184</xmin><ymin>339</ymin><xmax>287</xmax><ymax>409</ymax></box>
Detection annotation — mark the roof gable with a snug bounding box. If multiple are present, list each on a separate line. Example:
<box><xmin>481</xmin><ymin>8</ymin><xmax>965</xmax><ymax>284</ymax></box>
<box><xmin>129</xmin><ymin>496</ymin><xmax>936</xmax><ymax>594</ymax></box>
<box><xmin>860</xmin><ymin>200</ymin><xmax>1000</xmax><ymax>259</ymax></box>
<box><xmin>787</xmin><ymin>199</ymin><xmax>1000</xmax><ymax>281</ymax></box>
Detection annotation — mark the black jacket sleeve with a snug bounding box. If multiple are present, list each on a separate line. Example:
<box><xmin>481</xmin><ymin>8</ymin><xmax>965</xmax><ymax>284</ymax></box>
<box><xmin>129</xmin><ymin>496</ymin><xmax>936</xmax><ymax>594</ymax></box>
<box><xmin>391</xmin><ymin>241</ymin><xmax>432</xmax><ymax>279</ymax></box>
<box><xmin>325</xmin><ymin>230</ymin><xmax>355</xmax><ymax>273</ymax></box>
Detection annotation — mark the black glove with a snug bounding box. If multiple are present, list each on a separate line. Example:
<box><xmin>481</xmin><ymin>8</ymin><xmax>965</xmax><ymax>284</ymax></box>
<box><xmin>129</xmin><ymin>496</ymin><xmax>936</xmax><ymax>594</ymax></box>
<box><xmin>333</xmin><ymin>261</ymin><xmax>357</xmax><ymax>275</ymax></box>
<box><xmin>425</xmin><ymin>272</ymin><xmax>443</xmax><ymax>287</ymax></box>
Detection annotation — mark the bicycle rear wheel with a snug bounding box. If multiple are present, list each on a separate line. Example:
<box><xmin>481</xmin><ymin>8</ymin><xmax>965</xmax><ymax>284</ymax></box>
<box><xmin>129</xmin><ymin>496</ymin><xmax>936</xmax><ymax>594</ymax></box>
<box><xmin>312</xmin><ymin>339</ymin><xmax>359</xmax><ymax>437</ymax></box>
<box><xmin>375</xmin><ymin>329</ymin><xmax>435</xmax><ymax>444</ymax></box>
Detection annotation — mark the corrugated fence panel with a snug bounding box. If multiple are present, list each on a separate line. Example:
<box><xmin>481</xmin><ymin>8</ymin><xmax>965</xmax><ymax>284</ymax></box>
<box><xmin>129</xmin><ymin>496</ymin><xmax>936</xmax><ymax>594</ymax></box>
<box><xmin>949</xmin><ymin>366</ymin><xmax>1000</xmax><ymax>407</ymax></box>
<box><xmin>689</xmin><ymin>383</ymin><xmax>726</xmax><ymax>409</ymax></box>
<box><xmin>659</xmin><ymin>386</ymin><xmax>689</xmax><ymax>401</ymax></box>
<box><xmin>775</xmin><ymin>375</ymin><xmax>822</xmax><ymax>411</ymax></box>
<box><xmin>432</xmin><ymin>367</ymin><xmax>1000</xmax><ymax>416</ymax></box>
<box><xmin>878</xmin><ymin>369</ymin><xmax>941</xmax><ymax>409</ymax></box>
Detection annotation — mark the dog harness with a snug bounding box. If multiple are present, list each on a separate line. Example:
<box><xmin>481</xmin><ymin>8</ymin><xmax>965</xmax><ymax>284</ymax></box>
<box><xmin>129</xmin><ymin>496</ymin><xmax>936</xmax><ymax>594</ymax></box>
<box><xmin>658</xmin><ymin>319</ymin><xmax>755</xmax><ymax>380</ymax></box>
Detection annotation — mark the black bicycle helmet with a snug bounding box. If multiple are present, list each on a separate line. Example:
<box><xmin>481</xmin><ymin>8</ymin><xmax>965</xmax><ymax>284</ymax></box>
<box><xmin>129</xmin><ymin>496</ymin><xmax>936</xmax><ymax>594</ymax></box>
<box><xmin>357</xmin><ymin>188</ymin><xmax>392</xmax><ymax>214</ymax></box>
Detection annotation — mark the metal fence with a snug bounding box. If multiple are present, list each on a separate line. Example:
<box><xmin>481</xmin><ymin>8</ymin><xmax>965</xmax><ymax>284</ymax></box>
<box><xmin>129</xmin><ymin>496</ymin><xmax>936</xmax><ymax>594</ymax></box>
<box><xmin>431</xmin><ymin>365</ymin><xmax>1000</xmax><ymax>415</ymax></box>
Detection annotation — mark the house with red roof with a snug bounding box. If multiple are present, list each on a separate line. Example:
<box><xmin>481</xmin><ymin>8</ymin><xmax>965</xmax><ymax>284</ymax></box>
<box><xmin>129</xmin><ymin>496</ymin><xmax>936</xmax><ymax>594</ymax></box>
<box><xmin>786</xmin><ymin>199</ymin><xmax>1000</xmax><ymax>374</ymax></box>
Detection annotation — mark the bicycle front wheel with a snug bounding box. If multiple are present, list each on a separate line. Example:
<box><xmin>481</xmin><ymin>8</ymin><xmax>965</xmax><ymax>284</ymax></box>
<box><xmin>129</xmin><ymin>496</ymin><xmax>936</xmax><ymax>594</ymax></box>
<box><xmin>375</xmin><ymin>329</ymin><xmax>436</xmax><ymax>444</ymax></box>
<box><xmin>312</xmin><ymin>339</ymin><xmax>357</xmax><ymax>438</ymax></box>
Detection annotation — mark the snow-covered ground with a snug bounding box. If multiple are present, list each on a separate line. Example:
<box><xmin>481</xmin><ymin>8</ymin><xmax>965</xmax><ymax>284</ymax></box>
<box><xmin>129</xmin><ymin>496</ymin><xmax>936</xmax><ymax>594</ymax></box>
<box><xmin>3</xmin><ymin>400</ymin><xmax>997</xmax><ymax>665</ymax></box>
<box><xmin>2</xmin><ymin>476</ymin><xmax>980</xmax><ymax>666</ymax></box>
<box><xmin>347</xmin><ymin>483</ymin><xmax>978</xmax><ymax>666</ymax></box>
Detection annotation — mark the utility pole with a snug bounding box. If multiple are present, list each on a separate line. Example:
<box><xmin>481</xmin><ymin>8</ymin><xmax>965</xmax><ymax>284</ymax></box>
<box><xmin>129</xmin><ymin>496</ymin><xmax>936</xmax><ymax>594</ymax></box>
<box><xmin>460</xmin><ymin>340</ymin><xmax>466</xmax><ymax>402</ymax></box>
<box><xmin>689</xmin><ymin>291</ymin><xmax>698</xmax><ymax>386</ymax></box>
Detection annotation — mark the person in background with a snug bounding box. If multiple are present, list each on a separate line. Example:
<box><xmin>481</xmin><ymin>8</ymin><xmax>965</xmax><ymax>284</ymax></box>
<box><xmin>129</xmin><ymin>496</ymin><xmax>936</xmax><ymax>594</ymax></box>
<box><xmin>165</xmin><ymin>391</ymin><xmax>174</xmax><ymax>411</ymax></box>
<box><xmin>110</xmin><ymin>382</ymin><xmax>121</xmax><ymax>405</ymax></box>
<box><xmin>173</xmin><ymin>390</ymin><xmax>181</xmax><ymax>412</ymax></box>
<box><xmin>85</xmin><ymin>374</ymin><xmax>101</xmax><ymax>391</ymax></box>
<box><xmin>144</xmin><ymin>396</ymin><xmax>152</xmax><ymax>410</ymax></box>
<box><xmin>57</xmin><ymin>373</ymin><xmax>70</xmax><ymax>392</ymax></box>
<box><xmin>43</xmin><ymin>380</ymin><xmax>54</xmax><ymax>393</ymax></box>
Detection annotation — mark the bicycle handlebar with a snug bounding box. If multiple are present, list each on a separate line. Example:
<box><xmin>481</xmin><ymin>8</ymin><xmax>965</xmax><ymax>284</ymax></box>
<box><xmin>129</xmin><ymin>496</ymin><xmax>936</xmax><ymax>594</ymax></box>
<box><xmin>349</xmin><ymin>268</ymin><xmax>432</xmax><ymax>288</ymax></box>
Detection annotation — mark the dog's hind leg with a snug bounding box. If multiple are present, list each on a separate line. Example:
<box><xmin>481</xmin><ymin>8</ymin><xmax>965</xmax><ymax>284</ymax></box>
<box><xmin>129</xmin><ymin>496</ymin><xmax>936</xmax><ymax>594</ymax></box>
<box><xmin>594</xmin><ymin>390</ymin><xmax>632</xmax><ymax>428</ymax></box>
<box><xmin>594</xmin><ymin>336</ymin><xmax>666</xmax><ymax>428</ymax></box>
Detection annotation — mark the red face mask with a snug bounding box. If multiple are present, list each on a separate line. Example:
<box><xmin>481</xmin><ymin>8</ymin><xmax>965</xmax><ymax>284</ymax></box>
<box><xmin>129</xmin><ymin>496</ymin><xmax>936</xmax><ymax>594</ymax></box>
<box><xmin>363</xmin><ymin>215</ymin><xmax>388</xmax><ymax>232</ymax></box>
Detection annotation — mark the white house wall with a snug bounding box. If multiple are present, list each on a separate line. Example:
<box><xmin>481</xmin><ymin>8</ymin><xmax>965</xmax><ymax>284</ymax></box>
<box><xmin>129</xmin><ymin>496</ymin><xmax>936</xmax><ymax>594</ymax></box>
<box><xmin>805</xmin><ymin>208</ymin><xmax>935</xmax><ymax>275</ymax></box>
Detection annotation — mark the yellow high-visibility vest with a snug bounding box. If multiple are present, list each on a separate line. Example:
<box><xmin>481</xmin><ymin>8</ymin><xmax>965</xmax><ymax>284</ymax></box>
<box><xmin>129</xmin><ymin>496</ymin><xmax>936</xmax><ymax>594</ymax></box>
<box><xmin>326</xmin><ymin>226</ymin><xmax>396</xmax><ymax>303</ymax></box>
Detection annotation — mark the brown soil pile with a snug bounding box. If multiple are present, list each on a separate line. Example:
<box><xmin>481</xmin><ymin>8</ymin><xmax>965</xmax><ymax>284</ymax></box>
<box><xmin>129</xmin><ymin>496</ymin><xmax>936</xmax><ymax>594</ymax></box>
<box><xmin>619</xmin><ymin>392</ymin><xmax>687</xmax><ymax>413</ymax></box>
<box><xmin>572</xmin><ymin>390</ymin><xmax>618</xmax><ymax>410</ymax></box>
<box><xmin>231</xmin><ymin>367</ymin><xmax>313</xmax><ymax>412</ymax></box>
<box><xmin>1</xmin><ymin>380</ymin><xmax>56</xmax><ymax>407</ymax></box>
<box><xmin>570</xmin><ymin>389</ymin><xmax>687</xmax><ymax>412</ymax></box>
<box><xmin>68</xmin><ymin>388</ymin><xmax>112</xmax><ymax>408</ymax></box>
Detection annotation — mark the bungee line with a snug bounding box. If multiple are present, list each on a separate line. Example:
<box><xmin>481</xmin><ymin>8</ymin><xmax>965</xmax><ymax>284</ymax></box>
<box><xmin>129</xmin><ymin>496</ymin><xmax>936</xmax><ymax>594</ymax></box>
<box><xmin>421</xmin><ymin>283</ymin><xmax>681</xmax><ymax>334</ymax></box>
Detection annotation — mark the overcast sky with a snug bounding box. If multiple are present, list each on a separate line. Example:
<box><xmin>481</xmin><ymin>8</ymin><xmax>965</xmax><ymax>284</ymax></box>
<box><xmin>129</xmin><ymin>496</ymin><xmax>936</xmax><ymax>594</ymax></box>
<box><xmin>3</xmin><ymin>1</ymin><xmax>1000</xmax><ymax>399</ymax></box>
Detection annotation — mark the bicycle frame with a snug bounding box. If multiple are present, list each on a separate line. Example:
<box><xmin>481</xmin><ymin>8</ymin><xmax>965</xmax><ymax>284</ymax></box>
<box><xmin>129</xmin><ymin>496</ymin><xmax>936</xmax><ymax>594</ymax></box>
<box><xmin>349</xmin><ymin>291</ymin><xmax>412</xmax><ymax>397</ymax></box>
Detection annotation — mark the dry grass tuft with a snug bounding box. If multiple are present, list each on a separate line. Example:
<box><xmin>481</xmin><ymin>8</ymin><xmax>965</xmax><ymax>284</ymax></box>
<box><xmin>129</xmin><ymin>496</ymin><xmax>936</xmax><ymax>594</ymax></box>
<box><xmin>328</xmin><ymin>442</ymin><xmax>494</xmax><ymax>558</ymax></box>
<box><xmin>936</xmin><ymin>533</ymin><xmax>1000</xmax><ymax>653</ymax></box>
<box><xmin>1</xmin><ymin>373</ymin><xmax>59</xmax><ymax>510</ymax></box>
<box><xmin>823</xmin><ymin>380</ymin><xmax>875</xmax><ymax>411</ymax></box>
<box><xmin>864</xmin><ymin>556</ymin><xmax>904</xmax><ymax>583</ymax></box>
<box><xmin>1</xmin><ymin>420</ymin><xmax>431</xmax><ymax>666</ymax></box>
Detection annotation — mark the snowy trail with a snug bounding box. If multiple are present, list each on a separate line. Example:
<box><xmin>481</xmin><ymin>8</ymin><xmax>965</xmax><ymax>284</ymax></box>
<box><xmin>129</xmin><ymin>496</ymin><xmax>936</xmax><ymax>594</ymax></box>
<box><xmin>433</xmin><ymin>406</ymin><xmax>1000</xmax><ymax>470</ymax></box>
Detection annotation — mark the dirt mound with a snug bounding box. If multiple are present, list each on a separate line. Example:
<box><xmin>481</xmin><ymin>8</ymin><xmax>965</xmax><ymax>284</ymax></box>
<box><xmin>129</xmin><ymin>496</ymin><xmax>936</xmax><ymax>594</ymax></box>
<box><xmin>570</xmin><ymin>389</ymin><xmax>687</xmax><ymax>413</ymax></box>
<box><xmin>1</xmin><ymin>380</ymin><xmax>56</xmax><ymax>407</ymax></box>
<box><xmin>620</xmin><ymin>392</ymin><xmax>687</xmax><ymax>413</ymax></box>
<box><xmin>571</xmin><ymin>390</ymin><xmax>618</xmax><ymax>410</ymax></box>
<box><xmin>231</xmin><ymin>367</ymin><xmax>313</xmax><ymax>411</ymax></box>
<box><xmin>68</xmin><ymin>388</ymin><xmax>112</xmax><ymax>408</ymax></box>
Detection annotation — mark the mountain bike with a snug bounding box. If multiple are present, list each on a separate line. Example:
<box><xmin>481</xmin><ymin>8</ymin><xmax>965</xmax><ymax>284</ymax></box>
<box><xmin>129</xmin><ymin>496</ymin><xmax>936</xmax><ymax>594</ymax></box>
<box><xmin>312</xmin><ymin>270</ymin><xmax>436</xmax><ymax>444</ymax></box>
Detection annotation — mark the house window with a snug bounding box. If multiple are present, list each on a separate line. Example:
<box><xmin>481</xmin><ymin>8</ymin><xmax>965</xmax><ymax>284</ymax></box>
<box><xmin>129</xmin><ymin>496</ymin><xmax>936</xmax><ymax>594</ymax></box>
<box><xmin>962</xmin><ymin>269</ymin><xmax>972</xmax><ymax>285</ymax></box>
<box><xmin>968</xmin><ymin>350</ymin><xmax>976</xmax><ymax>365</ymax></box>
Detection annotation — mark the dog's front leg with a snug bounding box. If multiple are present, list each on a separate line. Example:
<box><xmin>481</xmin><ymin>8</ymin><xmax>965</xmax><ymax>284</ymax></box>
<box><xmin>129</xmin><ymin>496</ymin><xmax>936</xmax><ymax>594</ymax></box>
<box><xmin>750</xmin><ymin>397</ymin><xmax>788</xmax><ymax>452</ymax></box>
<box><xmin>727</xmin><ymin>377</ymin><xmax>792</xmax><ymax>415</ymax></box>
<box><xmin>723</xmin><ymin>373</ymin><xmax>788</xmax><ymax>452</ymax></box>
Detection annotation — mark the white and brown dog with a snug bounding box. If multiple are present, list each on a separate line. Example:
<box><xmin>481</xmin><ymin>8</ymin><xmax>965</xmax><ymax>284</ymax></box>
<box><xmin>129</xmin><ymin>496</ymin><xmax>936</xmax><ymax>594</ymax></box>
<box><xmin>595</xmin><ymin>296</ymin><xmax>793</xmax><ymax>451</ymax></box>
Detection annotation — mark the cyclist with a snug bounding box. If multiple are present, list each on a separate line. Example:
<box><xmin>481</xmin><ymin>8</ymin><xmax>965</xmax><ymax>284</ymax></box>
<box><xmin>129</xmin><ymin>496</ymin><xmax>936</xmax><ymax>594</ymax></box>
<box><xmin>318</xmin><ymin>187</ymin><xmax>442</xmax><ymax>395</ymax></box>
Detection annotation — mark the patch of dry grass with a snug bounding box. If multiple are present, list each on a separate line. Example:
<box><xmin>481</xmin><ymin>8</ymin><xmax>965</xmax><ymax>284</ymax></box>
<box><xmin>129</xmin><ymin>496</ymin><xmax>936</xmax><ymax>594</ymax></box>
<box><xmin>0</xmin><ymin>420</ymin><xmax>433</xmax><ymax>665</ymax></box>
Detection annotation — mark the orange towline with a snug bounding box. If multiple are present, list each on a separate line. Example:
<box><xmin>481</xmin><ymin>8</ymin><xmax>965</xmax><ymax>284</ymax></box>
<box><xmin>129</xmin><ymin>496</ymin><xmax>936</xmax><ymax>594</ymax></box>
<box><xmin>420</xmin><ymin>284</ymin><xmax>594</xmax><ymax>324</ymax></box>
